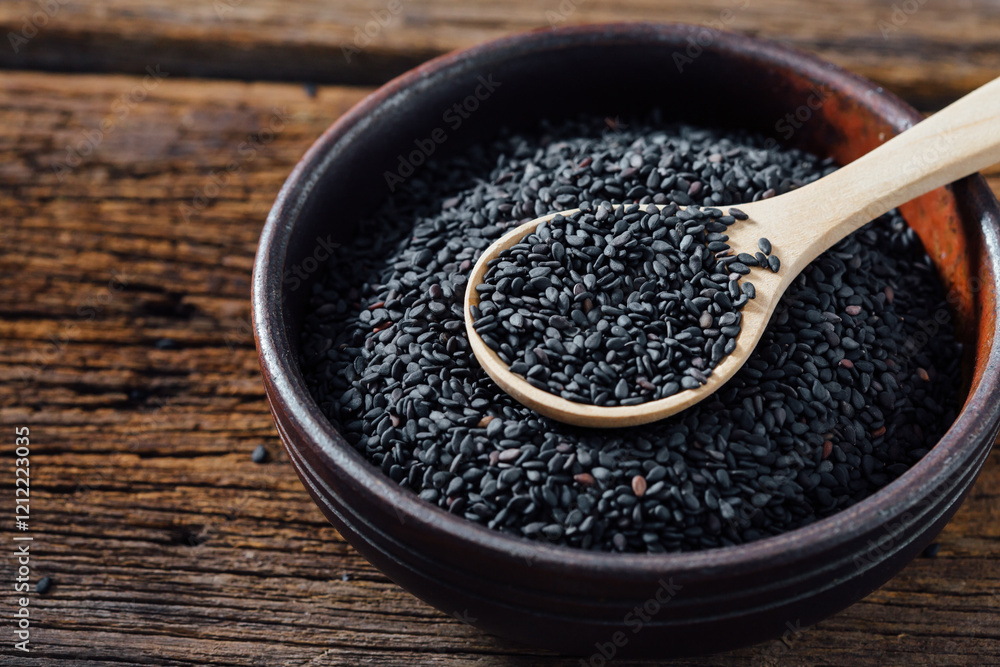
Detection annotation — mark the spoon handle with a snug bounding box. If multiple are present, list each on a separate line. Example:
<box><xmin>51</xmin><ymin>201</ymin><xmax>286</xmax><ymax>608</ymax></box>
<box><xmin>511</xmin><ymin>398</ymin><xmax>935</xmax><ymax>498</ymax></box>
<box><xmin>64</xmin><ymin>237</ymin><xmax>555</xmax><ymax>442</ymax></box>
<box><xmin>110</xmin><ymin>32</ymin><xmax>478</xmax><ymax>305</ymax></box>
<box><xmin>765</xmin><ymin>75</ymin><xmax>1000</xmax><ymax>269</ymax></box>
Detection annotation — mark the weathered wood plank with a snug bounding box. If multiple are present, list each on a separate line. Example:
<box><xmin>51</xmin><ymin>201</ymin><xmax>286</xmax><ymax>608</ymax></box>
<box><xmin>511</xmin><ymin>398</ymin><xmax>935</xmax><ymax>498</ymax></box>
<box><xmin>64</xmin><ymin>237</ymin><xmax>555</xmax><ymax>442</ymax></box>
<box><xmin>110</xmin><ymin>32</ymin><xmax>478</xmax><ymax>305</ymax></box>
<box><xmin>0</xmin><ymin>1</ymin><xmax>999</xmax><ymax>106</ymax></box>
<box><xmin>0</xmin><ymin>69</ymin><xmax>997</xmax><ymax>666</ymax></box>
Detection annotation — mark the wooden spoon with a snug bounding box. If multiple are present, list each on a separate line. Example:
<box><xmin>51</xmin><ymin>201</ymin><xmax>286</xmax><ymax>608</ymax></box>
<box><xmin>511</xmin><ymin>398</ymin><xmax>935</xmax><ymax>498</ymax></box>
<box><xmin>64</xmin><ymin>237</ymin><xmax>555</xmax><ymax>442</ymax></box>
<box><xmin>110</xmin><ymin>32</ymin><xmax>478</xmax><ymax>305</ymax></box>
<box><xmin>464</xmin><ymin>76</ymin><xmax>1000</xmax><ymax>428</ymax></box>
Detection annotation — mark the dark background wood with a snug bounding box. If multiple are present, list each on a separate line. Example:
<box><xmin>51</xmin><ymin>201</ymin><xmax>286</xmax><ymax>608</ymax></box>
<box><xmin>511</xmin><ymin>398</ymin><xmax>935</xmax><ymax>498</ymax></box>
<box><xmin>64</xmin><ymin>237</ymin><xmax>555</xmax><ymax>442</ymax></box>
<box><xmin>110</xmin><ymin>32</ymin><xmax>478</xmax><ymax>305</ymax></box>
<box><xmin>0</xmin><ymin>1</ymin><xmax>998</xmax><ymax>664</ymax></box>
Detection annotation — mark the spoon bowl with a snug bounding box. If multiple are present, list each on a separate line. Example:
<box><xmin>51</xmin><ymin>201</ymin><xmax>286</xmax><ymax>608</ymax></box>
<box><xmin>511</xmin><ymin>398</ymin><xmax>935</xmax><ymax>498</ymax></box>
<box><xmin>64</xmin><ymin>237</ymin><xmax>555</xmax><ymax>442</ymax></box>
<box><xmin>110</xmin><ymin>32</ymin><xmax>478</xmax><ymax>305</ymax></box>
<box><xmin>464</xmin><ymin>202</ymin><xmax>785</xmax><ymax>427</ymax></box>
<box><xmin>465</xmin><ymin>75</ymin><xmax>1000</xmax><ymax>427</ymax></box>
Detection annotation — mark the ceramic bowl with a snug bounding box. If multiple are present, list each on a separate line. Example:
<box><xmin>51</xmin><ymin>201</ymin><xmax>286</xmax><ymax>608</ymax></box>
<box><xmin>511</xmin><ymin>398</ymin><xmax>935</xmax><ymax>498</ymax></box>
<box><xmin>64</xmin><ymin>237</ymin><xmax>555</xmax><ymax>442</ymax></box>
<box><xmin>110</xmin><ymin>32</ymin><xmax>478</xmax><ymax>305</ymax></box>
<box><xmin>252</xmin><ymin>23</ymin><xmax>1000</xmax><ymax>657</ymax></box>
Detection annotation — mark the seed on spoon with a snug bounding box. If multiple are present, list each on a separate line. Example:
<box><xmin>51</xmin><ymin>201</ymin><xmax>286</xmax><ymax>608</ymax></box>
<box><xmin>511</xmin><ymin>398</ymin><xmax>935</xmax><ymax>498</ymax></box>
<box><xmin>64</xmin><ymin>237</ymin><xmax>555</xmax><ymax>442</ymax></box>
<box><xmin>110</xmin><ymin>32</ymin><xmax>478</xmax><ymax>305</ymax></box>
<box><xmin>470</xmin><ymin>202</ymin><xmax>779</xmax><ymax>407</ymax></box>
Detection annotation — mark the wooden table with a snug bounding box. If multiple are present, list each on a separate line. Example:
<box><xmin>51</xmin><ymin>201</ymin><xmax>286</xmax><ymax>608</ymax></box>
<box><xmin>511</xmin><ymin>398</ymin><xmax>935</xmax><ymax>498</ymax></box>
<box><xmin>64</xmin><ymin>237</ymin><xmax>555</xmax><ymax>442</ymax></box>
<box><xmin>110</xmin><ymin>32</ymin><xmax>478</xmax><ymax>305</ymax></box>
<box><xmin>1</xmin><ymin>2</ymin><xmax>998</xmax><ymax>664</ymax></box>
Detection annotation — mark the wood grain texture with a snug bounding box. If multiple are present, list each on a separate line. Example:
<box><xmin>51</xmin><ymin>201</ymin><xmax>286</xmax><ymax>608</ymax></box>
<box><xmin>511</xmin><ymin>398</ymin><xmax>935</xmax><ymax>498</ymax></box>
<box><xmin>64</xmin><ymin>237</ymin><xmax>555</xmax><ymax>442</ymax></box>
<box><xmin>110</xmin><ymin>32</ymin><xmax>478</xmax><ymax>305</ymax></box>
<box><xmin>0</xmin><ymin>61</ymin><xmax>998</xmax><ymax>667</ymax></box>
<box><xmin>0</xmin><ymin>0</ymin><xmax>999</xmax><ymax>107</ymax></box>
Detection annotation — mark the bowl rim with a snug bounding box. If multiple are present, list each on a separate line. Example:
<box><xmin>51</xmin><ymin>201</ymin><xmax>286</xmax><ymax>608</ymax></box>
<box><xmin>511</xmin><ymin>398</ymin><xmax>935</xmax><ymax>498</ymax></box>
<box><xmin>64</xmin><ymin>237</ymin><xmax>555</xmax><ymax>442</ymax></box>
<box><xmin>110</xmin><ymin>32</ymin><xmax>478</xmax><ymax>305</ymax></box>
<box><xmin>253</xmin><ymin>21</ymin><xmax>1000</xmax><ymax>578</ymax></box>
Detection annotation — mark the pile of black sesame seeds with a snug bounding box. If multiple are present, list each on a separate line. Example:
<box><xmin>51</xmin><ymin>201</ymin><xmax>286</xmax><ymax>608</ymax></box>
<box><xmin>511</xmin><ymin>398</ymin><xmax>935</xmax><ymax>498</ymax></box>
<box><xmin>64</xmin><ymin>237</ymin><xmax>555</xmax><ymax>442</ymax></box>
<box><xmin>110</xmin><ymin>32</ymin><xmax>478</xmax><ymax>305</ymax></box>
<box><xmin>471</xmin><ymin>202</ymin><xmax>782</xmax><ymax>405</ymax></box>
<box><xmin>300</xmin><ymin>116</ymin><xmax>961</xmax><ymax>553</ymax></box>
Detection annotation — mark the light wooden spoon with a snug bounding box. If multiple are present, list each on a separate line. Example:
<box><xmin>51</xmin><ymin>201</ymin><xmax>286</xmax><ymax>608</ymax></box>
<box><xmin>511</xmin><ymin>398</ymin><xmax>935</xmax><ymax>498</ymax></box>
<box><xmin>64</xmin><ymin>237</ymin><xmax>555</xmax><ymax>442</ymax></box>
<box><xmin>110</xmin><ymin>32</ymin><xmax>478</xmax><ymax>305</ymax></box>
<box><xmin>464</xmin><ymin>76</ymin><xmax>1000</xmax><ymax>428</ymax></box>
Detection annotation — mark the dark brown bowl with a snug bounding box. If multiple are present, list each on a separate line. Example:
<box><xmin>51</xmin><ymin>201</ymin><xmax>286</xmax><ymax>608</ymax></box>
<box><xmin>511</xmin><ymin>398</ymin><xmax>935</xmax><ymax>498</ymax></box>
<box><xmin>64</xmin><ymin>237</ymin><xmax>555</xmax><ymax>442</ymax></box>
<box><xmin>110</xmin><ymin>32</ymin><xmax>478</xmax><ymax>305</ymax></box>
<box><xmin>252</xmin><ymin>23</ymin><xmax>1000</xmax><ymax>658</ymax></box>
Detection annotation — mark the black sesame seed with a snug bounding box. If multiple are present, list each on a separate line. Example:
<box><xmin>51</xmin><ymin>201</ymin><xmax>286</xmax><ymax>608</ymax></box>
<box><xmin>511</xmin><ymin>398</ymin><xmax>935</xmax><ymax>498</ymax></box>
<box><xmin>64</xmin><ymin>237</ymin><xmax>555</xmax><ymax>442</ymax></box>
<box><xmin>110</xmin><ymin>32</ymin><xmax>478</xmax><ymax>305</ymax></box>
<box><xmin>298</xmin><ymin>115</ymin><xmax>962</xmax><ymax>555</ymax></box>
<box><xmin>251</xmin><ymin>445</ymin><xmax>269</xmax><ymax>464</ymax></box>
<box><xmin>471</xmin><ymin>202</ymin><xmax>771</xmax><ymax>406</ymax></box>
<box><xmin>35</xmin><ymin>576</ymin><xmax>52</xmax><ymax>595</ymax></box>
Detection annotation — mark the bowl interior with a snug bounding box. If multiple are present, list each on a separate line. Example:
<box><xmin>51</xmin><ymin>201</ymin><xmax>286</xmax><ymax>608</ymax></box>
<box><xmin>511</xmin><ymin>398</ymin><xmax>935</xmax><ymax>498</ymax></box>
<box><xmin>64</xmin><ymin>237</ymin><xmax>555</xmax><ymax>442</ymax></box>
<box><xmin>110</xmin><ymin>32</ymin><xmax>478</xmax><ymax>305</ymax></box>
<box><xmin>277</xmin><ymin>26</ymin><xmax>986</xmax><ymax>382</ymax></box>
<box><xmin>258</xmin><ymin>23</ymin><xmax>999</xmax><ymax>575</ymax></box>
